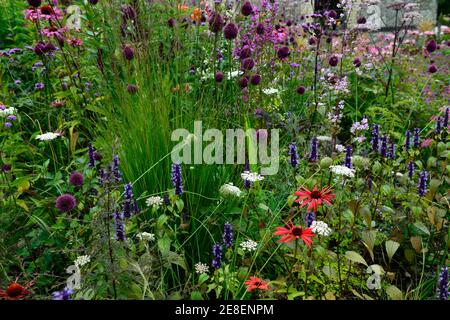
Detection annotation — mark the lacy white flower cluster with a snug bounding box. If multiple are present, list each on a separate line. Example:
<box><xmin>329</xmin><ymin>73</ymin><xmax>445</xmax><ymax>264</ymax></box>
<box><xmin>335</xmin><ymin>144</ymin><xmax>346</xmax><ymax>153</ymax></box>
<box><xmin>317</xmin><ymin>136</ymin><xmax>332</xmax><ymax>142</ymax></box>
<box><xmin>36</xmin><ymin>132</ymin><xmax>61</xmax><ymax>141</ymax></box>
<box><xmin>136</xmin><ymin>232</ymin><xmax>155</xmax><ymax>242</ymax></box>
<box><xmin>194</xmin><ymin>262</ymin><xmax>209</xmax><ymax>275</ymax></box>
<box><xmin>74</xmin><ymin>255</ymin><xmax>90</xmax><ymax>267</ymax></box>
<box><xmin>330</xmin><ymin>165</ymin><xmax>356</xmax><ymax>178</ymax></box>
<box><xmin>311</xmin><ymin>221</ymin><xmax>332</xmax><ymax>236</ymax></box>
<box><xmin>0</xmin><ymin>106</ymin><xmax>16</xmax><ymax>117</ymax></box>
<box><xmin>262</xmin><ymin>88</ymin><xmax>279</xmax><ymax>95</ymax></box>
<box><xmin>219</xmin><ymin>183</ymin><xmax>242</xmax><ymax>198</ymax></box>
<box><xmin>239</xmin><ymin>239</ymin><xmax>258</xmax><ymax>252</ymax></box>
<box><xmin>146</xmin><ymin>196</ymin><xmax>163</xmax><ymax>208</ymax></box>
<box><xmin>241</xmin><ymin>171</ymin><xmax>264</xmax><ymax>183</ymax></box>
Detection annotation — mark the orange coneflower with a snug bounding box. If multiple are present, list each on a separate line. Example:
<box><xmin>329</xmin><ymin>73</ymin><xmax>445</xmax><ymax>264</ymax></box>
<box><xmin>0</xmin><ymin>281</ymin><xmax>33</xmax><ymax>300</ymax></box>
<box><xmin>294</xmin><ymin>185</ymin><xmax>335</xmax><ymax>212</ymax></box>
<box><xmin>244</xmin><ymin>276</ymin><xmax>269</xmax><ymax>292</ymax></box>
<box><xmin>273</xmin><ymin>222</ymin><xmax>314</xmax><ymax>248</ymax></box>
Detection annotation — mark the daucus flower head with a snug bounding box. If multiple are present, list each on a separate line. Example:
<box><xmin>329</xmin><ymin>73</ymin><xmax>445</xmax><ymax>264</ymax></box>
<box><xmin>74</xmin><ymin>255</ymin><xmax>90</xmax><ymax>267</ymax></box>
<box><xmin>223</xmin><ymin>222</ymin><xmax>233</xmax><ymax>249</ymax></box>
<box><xmin>311</xmin><ymin>220</ymin><xmax>332</xmax><ymax>236</ymax></box>
<box><xmin>146</xmin><ymin>196</ymin><xmax>163</xmax><ymax>208</ymax></box>
<box><xmin>55</xmin><ymin>194</ymin><xmax>77</xmax><ymax>212</ymax></box>
<box><xmin>36</xmin><ymin>132</ymin><xmax>60</xmax><ymax>141</ymax></box>
<box><xmin>273</xmin><ymin>222</ymin><xmax>314</xmax><ymax>248</ymax></box>
<box><xmin>241</xmin><ymin>171</ymin><xmax>264</xmax><ymax>183</ymax></box>
<box><xmin>212</xmin><ymin>242</ymin><xmax>222</xmax><ymax>269</ymax></box>
<box><xmin>244</xmin><ymin>276</ymin><xmax>269</xmax><ymax>292</ymax></box>
<box><xmin>294</xmin><ymin>186</ymin><xmax>335</xmax><ymax>212</ymax></box>
<box><xmin>136</xmin><ymin>232</ymin><xmax>155</xmax><ymax>242</ymax></box>
<box><xmin>330</xmin><ymin>165</ymin><xmax>356</xmax><ymax>178</ymax></box>
<box><xmin>219</xmin><ymin>183</ymin><xmax>242</xmax><ymax>198</ymax></box>
<box><xmin>240</xmin><ymin>239</ymin><xmax>258</xmax><ymax>252</ymax></box>
<box><xmin>195</xmin><ymin>262</ymin><xmax>209</xmax><ymax>275</ymax></box>
<box><xmin>171</xmin><ymin>163</ymin><xmax>183</xmax><ymax>195</ymax></box>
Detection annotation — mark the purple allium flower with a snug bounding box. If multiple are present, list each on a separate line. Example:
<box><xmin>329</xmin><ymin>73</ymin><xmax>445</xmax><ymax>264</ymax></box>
<box><xmin>215</xmin><ymin>71</ymin><xmax>224</xmax><ymax>82</ymax></box>
<box><xmin>52</xmin><ymin>287</ymin><xmax>73</xmax><ymax>300</ymax></box>
<box><xmin>426</xmin><ymin>40</ymin><xmax>437</xmax><ymax>53</ymax></box>
<box><xmin>309</xmin><ymin>137</ymin><xmax>318</xmax><ymax>162</ymax></box>
<box><xmin>353</xmin><ymin>57</ymin><xmax>361</xmax><ymax>67</ymax></box>
<box><xmin>438</xmin><ymin>266</ymin><xmax>449</xmax><ymax>300</ymax></box>
<box><xmin>289</xmin><ymin>142</ymin><xmax>299</xmax><ymax>168</ymax></box>
<box><xmin>418</xmin><ymin>171</ymin><xmax>428</xmax><ymax>197</ymax></box>
<box><xmin>428</xmin><ymin>64</ymin><xmax>437</xmax><ymax>73</ymax></box>
<box><xmin>241</xmin><ymin>1</ymin><xmax>253</xmax><ymax>16</ymax></box>
<box><xmin>277</xmin><ymin>46</ymin><xmax>290</xmax><ymax>59</ymax></box>
<box><xmin>405</xmin><ymin>130</ymin><xmax>411</xmax><ymax>151</ymax></box>
<box><xmin>114</xmin><ymin>211</ymin><xmax>126</xmax><ymax>241</ymax></box>
<box><xmin>2</xmin><ymin>164</ymin><xmax>12</xmax><ymax>172</ymax></box>
<box><xmin>123</xmin><ymin>45</ymin><xmax>134</xmax><ymax>60</ymax></box>
<box><xmin>28</xmin><ymin>0</ymin><xmax>42</xmax><ymax>7</ymax></box>
<box><xmin>328</xmin><ymin>55</ymin><xmax>339</xmax><ymax>67</ymax></box>
<box><xmin>305</xmin><ymin>212</ymin><xmax>316</xmax><ymax>227</ymax></box>
<box><xmin>380</xmin><ymin>135</ymin><xmax>388</xmax><ymax>157</ymax></box>
<box><xmin>238</xmin><ymin>76</ymin><xmax>249</xmax><ymax>88</ymax></box>
<box><xmin>35</xmin><ymin>82</ymin><xmax>44</xmax><ymax>90</ymax></box>
<box><xmin>435</xmin><ymin>117</ymin><xmax>442</xmax><ymax>134</ymax></box>
<box><xmin>168</xmin><ymin>18</ymin><xmax>175</xmax><ymax>28</ymax></box>
<box><xmin>250</xmin><ymin>74</ymin><xmax>261</xmax><ymax>85</ymax></box>
<box><xmin>357</xmin><ymin>17</ymin><xmax>367</xmax><ymax>24</ymax></box>
<box><xmin>408</xmin><ymin>161</ymin><xmax>414</xmax><ymax>178</ymax></box>
<box><xmin>388</xmin><ymin>142</ymin><xmax>395</xmax><ymax>160</ymax></box>
<box><xmin>69</xmin><ymin>172</ymin><xmax>84</xmax><ymax>187</ymax></box>
<box><xmin>327</xmin><ymin>10</ymin><xmax>337</xmax><ymax>19</ymax></box>
<box><xmin>345</xmin><ymin>145</ymin><xmax>352</xmax><ymax>168</ymax></box>
<box><xmin>371</xmin><ymin>124</ymin><xmax>379</xmax><ymax>152</ymax></box>
<box><xmin>55</xmin><ymin>194</ymin><xmax>77</xmax><ymax>212</ymax></box>
<box><xmin>224</xmin><ymin>23</ymin><xmax>238</xmax><ymax>40</ymax></box>
<box><xmin>308</xmin><ymin>37</ymin><xmax>316</xmax><ymax>45</ymax></box>
<box><xmin>171</xmin><ymin>163</ymin><xmax>183</xmax><ymax>196</ymax></box>
<box><xmin>256</xmin><ymin>23</ymin><xmax>265</xmax><ymax>35</ymax></box>
<box><xmin>212</xmin><ymin>242</ymin><xmax>222</xmax><ymax>269</ymax></box>
<box><xmin>89</xmin><ymin>0</ymin><xmax>99</xmax><ymax>4</ymax></box>
<box><xmin>296</xmin><ymin>86</ymin><xmax>306</xmax><ymax>95</ymax></box>
<box><xmin>209</xmin><ymin>12</ymin><xmax>224</xmax><ymax>33</ymax></box>
<box><xmin>413</xmin><ymin>128</ymin><xmax>420</xmax><ymax>148</ymax></box>
<box><xmin>239</xmin><ymin>46</ymin><xmax>251</xmax><ymax>59</ymax></box>
<box><xmin>241</xmin><ymin>58</ymin><xmax>255</xmax><ymax>71</ymax></box>
<box><xmin>223</xmin><ymin>222</ymin><xmax>233</xmax><ymax>249</ymax></box>
<box><xmin>4</xmin><ymin>122</ymin><xmax>12</xmax><ymax>128</ymax></box>
<box><xmin>122</xmin><ymin>5</ymin><xmax>137</xmax><ymax>21</ymax></box>
<box><xmin>127</xmin><ymin>84</ymin><xmax>138</xmax><ymax>94</ymax></box>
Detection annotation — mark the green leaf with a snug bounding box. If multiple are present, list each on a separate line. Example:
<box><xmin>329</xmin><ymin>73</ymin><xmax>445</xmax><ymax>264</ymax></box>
<box><xmin>344</xmin><ymin>251</ymin><xmax>368</xmax><ymax>267</ymax></box>
<box><xmin>158</xmin><ymin>236</ymin><xmax>171</xmax><ymax>256</ymax></box>
<box><xmin>361</xmin><ymin>230</ymin><xmax>377</xmax><ymax>261</ymax></box>
<box><xmin>386</xmin><ymin>285</ymin><xmax>403</xmax><ymax>300</ymax></box>
<box><xmin>385</xmin><ymin>240</ymin><xmax>400</xmax><ymax>263</ymax></box>
<box><xmin>413</xmin><ymin>222</ymin><xmax>430</xmax><ymax>235</ymax></box>
<box><xmin>191</xmin><ymin>291</ymin><xmax>203</xmax><ymax>300</ymax></box>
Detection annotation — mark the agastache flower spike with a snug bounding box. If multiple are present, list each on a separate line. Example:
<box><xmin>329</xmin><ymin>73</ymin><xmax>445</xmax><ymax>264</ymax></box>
<box><xmin>405</xmin><ymin>130</ymin><xmax>411</xmax><ymax>151</ymax></box>
<box><xmin>171</xmin><ymin>163</ymin><xmax>183</xmax><ymax>195</ymax></box>
<box><xmin>112</xmin><ymin>154</ymin><xmax>122</xmax><ymax>181</ymax></box>
<box><xmin>443</xmin><ymin>107</ymin><xmax>449</xmax><ymax>130</ymax></box>
<box><xmin>388</xmin><ymin>142</ymin><xmax>395</xmax><ymax>160</ymax></box>
<box><xmin>380</xmin><ymin>135</ymin><xmax>388</xmax><ymax>157</ymax></box>
<box><xmin>438</xmin><ymin>266</ymin><xmax>449</xmax><ymax>300</ymax></box>
<box><xmin>408</xmin><ymin>161</ymin><xmax>414</xmax><ymax>178</ymax></box>
<box><xmin>413</xmin><ymin>128</ymin><xmax>420</xmax><ymax>148</ymax></box>
<box><xmin>114</xmin><ymin>211</ymin><xmax>126</xmax><ymax>241</ymax></box>
<box><xmin>88</xmin><ymin>144</ymin><xmax>96</xmax><ymax>167</ymax></box>
<box><xmin>289</xmin><ymin>142</ymin><xmax>299</xmax><ymax>168</ymax></box>
<box><xmin>345</xmin><ymin>145</ymin><xmax>352</xmax><ymax>168</ymax></box>
<box><xmin>309</xmin><ymin>137</ymin><xmax>318</xmax><ymax>162</ymax></box>
<box><xmin>435</xmin><ymin>117</ymin><xmax>442</xmax><ymax>134</ymax></box>
<box><xmin>371</xmin><ymin>124</ymin><xmax>379</xmax><ymax>152</ymax></box>
<box><xmin>212</xmin><ymin>243</ymin><xmax>222</xmax><ymax>269</ymax></box>
<box><xmin>418</xmin><ymin>171</ymin><xmax>428</xmax><ymax>197</ymax></box>
<box><xmin>123</xmin><ymin>183</ymin><xmax>138</xmax><ymax>218</ymax></box>
<box><xmin>305</xmin><ymin>212</ymin><xmax>316</xmax><ymax>227</ymax></box>
<box><xmin>223</xmin><ymin>222</ymin><xmax>233</xmax><ymax>249</ymax></box>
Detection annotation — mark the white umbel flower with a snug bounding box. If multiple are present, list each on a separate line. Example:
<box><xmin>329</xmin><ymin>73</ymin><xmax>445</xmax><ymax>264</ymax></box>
<box><xmin>239</xmin><ymin>240</ymin><xmax>258</xmax><ymax>252</ymax></box>
<box><xmin>219</xmin><ymin>183</ymin><xmax>242</xmax><ymax>198</ymax></box>
<box><xmin>335</xmin><ymin>144</ymin><xmax>346</xmax><ymax>153</ymax></box>
<box><xmin>194</xmin><ymin>262</ymin><xmax>209</xmax><ymax>275</ymax></box>
<box><xmin>36</xmin><ymin>132</ymin><xmax>61</xmax><ymax>141</ymax></box>
<box><xmin>0</xmin><ymin>107</ymin><xmax>16</xmax><ymax>117</ymax></box>
<box><xmin>317</xmin><ymin>136</ymin><xmax>332</xmax><ymax>142</ymax></box>
<box><xmin>311</xmin><ymin>220</ymin><xmax>332</xmax><ymax>236</ymax></box>
<box><xmin>330</xmin><ymin>165</ymin><xmax>356</xmax><ymax>178</ymax></box>
<box><xmin>136</xmin><ymin>232</ymin><xmax>155</xmax><ymax>242</ymax></box>
<box><xmin>74</xmin><ymin>255</ymin><xmax>90</xmax><ymax>267</ymax></box>
<box><xmin>146</xmin><ymin>196</ymin><xmax>163</xmax><ymax>208</ymax></box>
<box><xmin>241</xmin><ymin>171</ymin><xmax>264</xmax><ymax>182</ymax></box>
<box><xmin>262</xmin><ymin>88</ymin><xmax>279</xmax><ymax>95</ymax></box>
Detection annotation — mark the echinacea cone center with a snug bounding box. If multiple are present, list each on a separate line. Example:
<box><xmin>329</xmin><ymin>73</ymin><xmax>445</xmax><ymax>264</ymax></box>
<box><xmin>310</xmin><ymin>191</ymin><xmax>322</xmax><ymax>199</ymax></box>
<box><xmin>6</xmin><ymin>283</ymin><xmax>24</xmax><ymax>297</ymax></box>
<box><xmin>291</xmin><ymin>227</ymin><xmax>303</xmax><ymax>236</ymax></box>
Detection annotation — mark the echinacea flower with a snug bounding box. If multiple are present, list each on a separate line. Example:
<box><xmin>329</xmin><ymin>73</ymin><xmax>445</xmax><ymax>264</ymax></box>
<box><xmin>273</xmin><ymin>222</ymin><xmax>314</xmax><ymax>248</ymax></box>
<box><xmin>294</xmin><ymin>186</ymin><xmax>335</xmax><ymax>212</ymax></box>
<box><xmin>0</xmin><ymin>281</ymin><xmax>33</xmax><ymax>300</ymax></box>
<box><xmin>244</xmin><ymin>276</ymin><xmax>269</xmax><ymax>292</ymax></box>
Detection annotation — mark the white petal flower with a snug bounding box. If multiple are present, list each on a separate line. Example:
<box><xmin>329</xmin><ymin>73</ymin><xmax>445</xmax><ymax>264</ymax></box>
<box><xmin>241</xmin><ymin>171</ymin><xmax>264</xmax><ymax>182</ymax></box>
<box><xmin>36</xmin><ymin>132</ymin><xmax>61</xmax><ymax>141</ymax></box>
<box><xmin>0</xmin><ymin>107</ymin><xmax>16</xmax><ymax>117</ymax></box>
<box><xmin>317</xmin><ymin>136</ymin><xmax>332</xmax><ymax>142</ymax></box>
<box><xmin>335</xmin><ymin>144</ymin><xmax>346</xmax><ymax>153</ymax></box>
<box><xmin>74</xmin><ymin>255</ymin><xmax>90</xmax><ymax>267</ymax></box>
<box><xmin>330</xmin><ymin>165</ymin><xmax>356</xmax><ymax>178</ymax></box>
<box><xmin>146</xmin><ymin>196</ymin><xmax>163</xmax><ymax>208</ymax></box>
<box><xmin>262</xmin><ymin>88</ymin><xmax>279</xmax><ymax>95</ymax></box>
<box><xmin>194</xmin><ymin>262</ymin><xmax>209</xmax><ymax>275</ymax></box>
<box><xmin>219</xmin><ymin>183</ymin><xmax>242</xmax><ymax>198</ymax></box>
<box><xmin>136</xmin><ymin>232</ymin><xmax>155</xmax><ymax>242</ymax></box>
<box><xmin>311</xmin><ymin>220</ymin><xmax>332</xmax><ymax>236</ymax></box>
<box><xmin>239</xmin><ymin>240</ymin><xmax>258</xmax><ymax>252</ymax></box>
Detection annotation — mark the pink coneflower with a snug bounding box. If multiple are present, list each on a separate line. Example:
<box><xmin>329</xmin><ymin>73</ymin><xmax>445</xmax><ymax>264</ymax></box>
<box><xmin>0</xmin><ymin>281</ymin><xmax>33</xmax><ymax>300</ymax></box>
<box><xmin>294</xmin><ymin>186</ymin><xmax>335</xmax><ymax>212</ymax></box>
<box><xmin>273</xmin><ymin>222</ymin><xmax>314</xmax><ymax>248</ymax></box>
<box><xmin>68</xmin><ymin>38</ymin><xmax>83</xmax><ymax>47</ymax></box>
<box><xmin>244</xmin><ymin>277</ymin><xmax>269</xmax><ymax>292</ymax></box>
<box><xmin>38</xmin><ymin>5</ymin><xmax>63</xmax><ymax>21</ymax></box>
<box><xmin>41</xmin><ymin>26</ymin><xmax>66</xmax><ymax>38</ymax></box>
